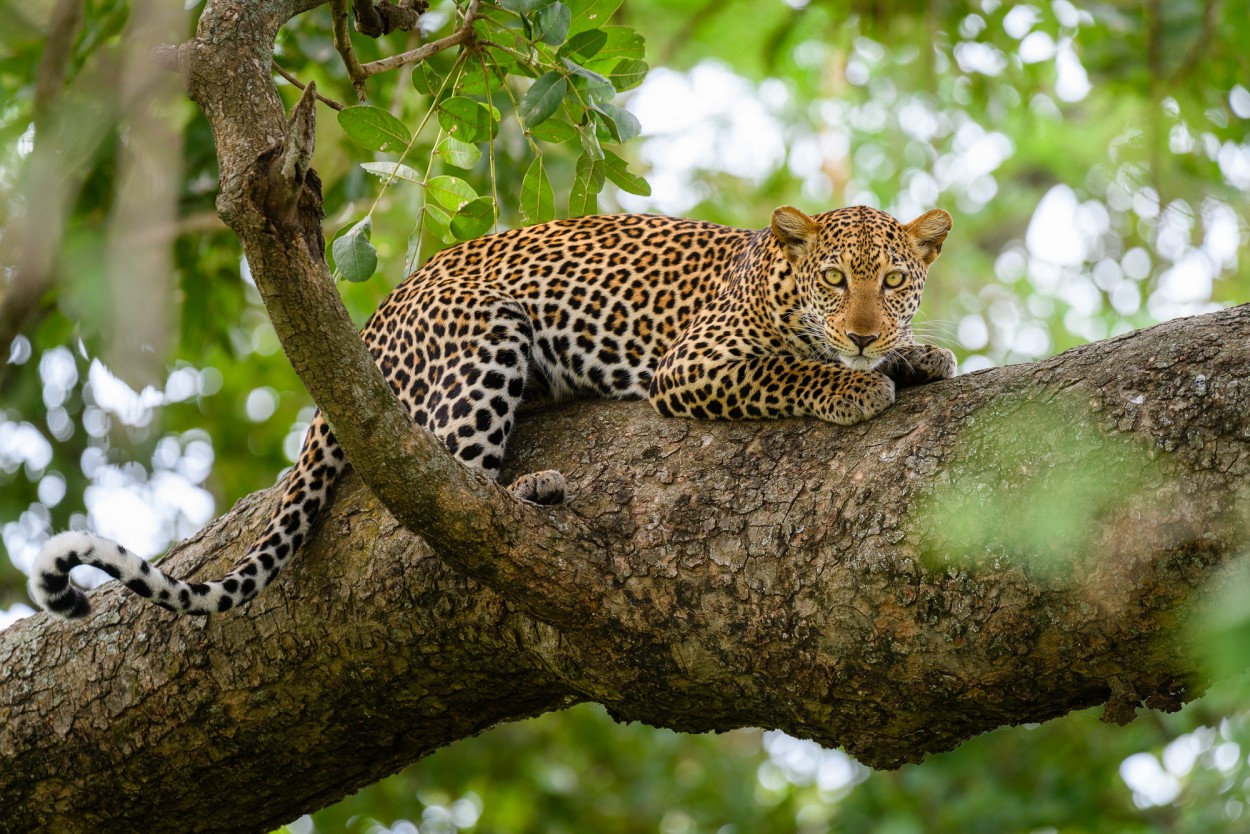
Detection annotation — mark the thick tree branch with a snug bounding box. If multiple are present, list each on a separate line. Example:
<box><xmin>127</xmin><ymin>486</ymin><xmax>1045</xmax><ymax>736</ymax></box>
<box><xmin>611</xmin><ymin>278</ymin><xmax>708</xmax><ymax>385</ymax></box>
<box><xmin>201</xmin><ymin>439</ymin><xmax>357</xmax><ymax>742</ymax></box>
<box><xmin>3</xmin><ymin>306</ymin><xmax>1249</xmax><ymax>832</ymax></box>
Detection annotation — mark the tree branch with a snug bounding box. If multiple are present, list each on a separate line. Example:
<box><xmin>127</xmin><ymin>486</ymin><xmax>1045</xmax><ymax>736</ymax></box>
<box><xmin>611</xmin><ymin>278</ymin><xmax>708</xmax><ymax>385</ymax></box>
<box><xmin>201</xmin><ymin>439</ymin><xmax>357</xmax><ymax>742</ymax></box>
<box><xmin>273</xmin><ymin>60</ymin><xmax>347</xmax><ymax>110</ymax></box>
<box><xmin>331</xmin><ymin>0</ymin><xmax>469</xmax><ymax>98</ymax></box>
<box><xmin>330</xmin><ymin>0</ymin><xmax>369</xmax><ymax>99</ymax></box>
<box><xmin>3</xmin><ymin>305</ymin><xmax>1249</xmax><ymax>831</ymax></box>
<box><xmin>182</xmin><ymin>0</ymin><xmax>612</xmax><ymax>631</ymax></box>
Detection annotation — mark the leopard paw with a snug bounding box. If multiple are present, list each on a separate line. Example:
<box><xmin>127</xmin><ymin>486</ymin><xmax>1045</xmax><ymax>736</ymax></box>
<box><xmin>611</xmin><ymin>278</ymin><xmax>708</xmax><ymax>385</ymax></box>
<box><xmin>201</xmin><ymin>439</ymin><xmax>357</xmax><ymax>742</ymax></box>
<box><xmin>826</xmin><ymin>371</ymin><xmax>896</xmax><ymax>425</ymax></box>
<box><xmin>882</xmin><ymin>344</ymin><xmax>957</xmax><ymax>387</ymax></box>
<box><xmin>507</xmin><ymin>470</ymin><xmax>567</xmax><ymax>505</ymax></box>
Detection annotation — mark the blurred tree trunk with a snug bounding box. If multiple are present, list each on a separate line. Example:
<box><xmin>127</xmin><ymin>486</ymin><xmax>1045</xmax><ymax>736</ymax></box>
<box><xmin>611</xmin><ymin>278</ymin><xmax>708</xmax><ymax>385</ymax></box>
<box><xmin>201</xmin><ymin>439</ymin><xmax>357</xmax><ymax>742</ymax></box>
<box><xmin>2</xmin><ymin>304</ymin><xmax>1249</xmax><ymax>833</ymax></box>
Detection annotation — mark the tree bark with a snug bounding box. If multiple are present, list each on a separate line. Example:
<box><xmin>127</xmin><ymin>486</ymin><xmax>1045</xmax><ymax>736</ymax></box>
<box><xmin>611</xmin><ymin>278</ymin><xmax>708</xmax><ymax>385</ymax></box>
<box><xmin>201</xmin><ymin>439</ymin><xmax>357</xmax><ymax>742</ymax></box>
<box><xmin>2</xmin><ymin>304</ymin><xmax>1250</xmax><ymax>832</ymax></box>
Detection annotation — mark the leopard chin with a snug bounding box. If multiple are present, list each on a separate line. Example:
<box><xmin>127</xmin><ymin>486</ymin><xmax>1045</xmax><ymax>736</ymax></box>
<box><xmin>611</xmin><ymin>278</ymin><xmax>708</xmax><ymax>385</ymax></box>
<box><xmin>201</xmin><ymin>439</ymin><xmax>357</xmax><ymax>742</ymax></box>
<box><xmin>837</xmin><ymin>353</ymin><xmax>885</xmax><ymax>372</ymax></box>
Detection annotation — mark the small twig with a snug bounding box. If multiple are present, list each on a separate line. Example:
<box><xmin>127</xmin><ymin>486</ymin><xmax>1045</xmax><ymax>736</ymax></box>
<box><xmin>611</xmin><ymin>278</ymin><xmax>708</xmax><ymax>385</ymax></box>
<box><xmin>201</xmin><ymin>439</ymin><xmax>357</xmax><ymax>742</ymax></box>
<box><xmin>358</xmin><ymin>0</ymin><xmax>482</xmax><ymax>78</ymax></box>
<box><xmin>331</xmin><ymin>0</ymin><xmax>369</xmax><ymax>100</ymax></box>
<box><xmin>273</xmin><ymin>61</ymin><xmax>346</xmax><ymax>111</ymax></box>
<box><xmin>476</xmin><ymin>39</ymin><xmax>538</xmax><ymax>71</ymax></box>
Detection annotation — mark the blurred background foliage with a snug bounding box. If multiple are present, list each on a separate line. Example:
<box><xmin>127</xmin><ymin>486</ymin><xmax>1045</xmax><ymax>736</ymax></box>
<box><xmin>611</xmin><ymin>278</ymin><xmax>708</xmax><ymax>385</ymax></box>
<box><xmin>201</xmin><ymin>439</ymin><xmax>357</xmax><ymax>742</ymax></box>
<box><xmin>2</xmin><ymin>0</ymin><xmax>1249</xmax><ymax>831</ymax></box>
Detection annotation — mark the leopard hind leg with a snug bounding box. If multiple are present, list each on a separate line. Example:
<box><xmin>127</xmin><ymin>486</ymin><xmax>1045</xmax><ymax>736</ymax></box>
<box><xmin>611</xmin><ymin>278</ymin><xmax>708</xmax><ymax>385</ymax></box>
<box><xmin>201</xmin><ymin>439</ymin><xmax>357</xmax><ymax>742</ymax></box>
<box><xmin>507</xmin><ymin>470</ymin><xmax>566</xmax><ymax>505</ymax></box>
<box><xmin>419</xmin><ymin>299</ymin><xmax>566</xmax><ymax>505</ymax></box>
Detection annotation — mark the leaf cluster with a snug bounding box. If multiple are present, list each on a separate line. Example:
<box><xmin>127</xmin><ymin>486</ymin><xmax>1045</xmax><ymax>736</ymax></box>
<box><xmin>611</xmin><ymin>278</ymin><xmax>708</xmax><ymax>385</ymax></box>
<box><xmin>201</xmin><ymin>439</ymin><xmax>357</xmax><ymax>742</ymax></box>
<box><xmin>329</xmin><ymin>0</ymin><xmax>652</xmax><ymax>283</ymax></box>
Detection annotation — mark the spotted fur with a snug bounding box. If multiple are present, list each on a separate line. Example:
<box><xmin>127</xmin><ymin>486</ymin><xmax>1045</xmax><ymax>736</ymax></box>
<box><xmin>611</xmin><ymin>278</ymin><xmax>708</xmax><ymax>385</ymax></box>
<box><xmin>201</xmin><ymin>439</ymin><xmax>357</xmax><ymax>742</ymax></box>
<box><xmin>30</xmin><ymin>205</ymin><xmax>954</xmax><ymax>619</ymax></box>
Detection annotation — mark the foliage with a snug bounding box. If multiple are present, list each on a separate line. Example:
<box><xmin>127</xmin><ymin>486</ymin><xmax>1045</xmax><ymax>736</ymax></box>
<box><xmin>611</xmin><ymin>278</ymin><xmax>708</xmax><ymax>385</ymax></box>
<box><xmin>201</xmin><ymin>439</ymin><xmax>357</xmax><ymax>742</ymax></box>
<box><xmin>325</xmin><ymin>0</ymin><xmax>651</xmax><ymax>282</ymax></box>
<box><xmin>2</xmin><ymin>0</ymin><xmax>1249</xmax><ymax>831</ymax></box>
<box><xmin>303</xmin><ymin>687</ymin><xmax>1250</xmax><ymax>834</ymax></box>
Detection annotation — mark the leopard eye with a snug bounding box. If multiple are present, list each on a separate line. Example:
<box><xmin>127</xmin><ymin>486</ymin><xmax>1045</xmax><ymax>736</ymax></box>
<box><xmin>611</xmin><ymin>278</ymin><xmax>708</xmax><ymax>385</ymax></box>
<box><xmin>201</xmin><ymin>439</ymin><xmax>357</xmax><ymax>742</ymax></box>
<box><xmin>883</xmin><ymin>270</ymin><xmax>907</xmax><ymax>289</ymax></box>
<box><xmin>825</xmin><ymin>268</ymin><xmax>847</xmax><ymax>287</ymax></box>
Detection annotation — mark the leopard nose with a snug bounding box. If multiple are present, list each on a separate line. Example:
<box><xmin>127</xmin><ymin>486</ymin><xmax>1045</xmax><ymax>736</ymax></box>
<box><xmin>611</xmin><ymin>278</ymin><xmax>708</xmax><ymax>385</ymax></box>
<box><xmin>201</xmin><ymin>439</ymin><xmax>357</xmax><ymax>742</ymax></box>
<box><xmin>846</xmin><ymin>332</ymin><xmax>878</xmax><ymax>351</ymax></box>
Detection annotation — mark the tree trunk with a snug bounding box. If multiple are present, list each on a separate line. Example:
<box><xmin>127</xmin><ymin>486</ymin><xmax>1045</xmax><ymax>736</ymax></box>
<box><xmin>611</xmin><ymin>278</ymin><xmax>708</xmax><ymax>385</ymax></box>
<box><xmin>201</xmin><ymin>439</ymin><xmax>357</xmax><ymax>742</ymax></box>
<box><xmin>2</xmin><ymin>304</ymin><xmax>1249</xmax><ymax>833</ymax></box>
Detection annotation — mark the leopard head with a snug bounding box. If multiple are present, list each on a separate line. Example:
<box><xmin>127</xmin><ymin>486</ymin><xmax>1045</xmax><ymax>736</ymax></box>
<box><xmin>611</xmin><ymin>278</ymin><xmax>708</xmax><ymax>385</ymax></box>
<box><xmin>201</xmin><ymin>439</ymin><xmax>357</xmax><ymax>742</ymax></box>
<box><xmin>771</xmin><ymin>204</ymin><xmax>951</xmax><ymax>371</ymax></box>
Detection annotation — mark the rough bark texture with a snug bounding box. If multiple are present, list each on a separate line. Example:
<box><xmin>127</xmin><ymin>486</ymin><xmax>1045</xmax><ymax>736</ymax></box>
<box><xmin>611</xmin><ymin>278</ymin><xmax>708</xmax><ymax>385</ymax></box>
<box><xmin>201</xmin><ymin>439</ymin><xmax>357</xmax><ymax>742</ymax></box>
<box><xmin>3</xmin><ymin>305</ymin><xmax>1250</xmax><ymax>833</ymax></box>
<box><xmin>3</xmin><ymin>0</ymin><xmax>1250</xmax><ymax>830</ymax></box>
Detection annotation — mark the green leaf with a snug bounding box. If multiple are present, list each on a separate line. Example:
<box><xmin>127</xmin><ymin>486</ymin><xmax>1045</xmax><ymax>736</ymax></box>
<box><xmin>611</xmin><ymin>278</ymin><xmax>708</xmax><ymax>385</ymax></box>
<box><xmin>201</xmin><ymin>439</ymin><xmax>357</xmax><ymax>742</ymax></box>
<box><xmin>360</xmin><ymin>162</ymin><xmax>424</xmax><ymax>184</ymax></box>
<box><xmin>578</xmin><ymin>123</ymin><xmax>604</xmax><ymax>160</ymax></box>
<box><xmin>570</xmin><ymin>153</ymin><xmax>605</xmax><ymax>216</ymax></box>
<box><xmin>587</xmin><ymin>26</ymin><xmax>645</xmax><ymax>63</ymax></box>
<box><xmin>411</xmin><ymin>62</ymin><xmax>441</xmax><ymax>95</ymax></box>
<box><xmin>457</xmin><ymin>63</ymin><xmax>506</xmax><ymax>96</ymax></box>
<box><xmin>426</xmin><ymin>175</ymin><xmax>478</xmax><ymax>211</ymax></box>
<box><xmin>331</xmin><ymin>217</ymin><xmax>378</xmax><ymax>283</ymax></box>
<box><xmin>337</xmin><ymin>106</ymin><xmax>413</xmax><ymax>152</ymax></box>
<box><xmin>529</xmin><ymin>117</ymin><xmax>579</xmax><ymax>144</ymax></box>
<box><xmin>435</xmin><ymin>135</ymin><xmax>482</xmax><ymax>170</ymax></box>
<box><xmin>564</xmin><ymin>59</ymin><xmax>616</xmax><ymax>103</ymax></box>
<box><xmin>518</xmin><ymin>72</ymin><xmax>568</xmax><ymax>129</ymax></box>
<box><xmin>565</xmin><ymin>0</ymin><xmax>622</xmax><ymax>36</ymax></box>
<box><xmin>558</xmin><ymin>28</ymin><xmax>607</xmax><ymax>61</ymax></box>
<box><xmin>423</xmin><ymin>203</ymin><xmax>456</xmax><ymax>245</ymax></box>
<box><xmin>521</xmin><ymin>156</ymin><xmax>556</xmax><ymax>226</ymax></box>
<box><xmin>532</xmin><ymin>1</ymin><xmax>571</xmax><ymax>45</ymax></box>
<box><xmin>450</xmin><ymin>197</ymin><xmax>495</xmax><ymax>240</ymax></box>
<box><xmin>598</xmin><ymin>58</ymin><xmax>648</xmax><ymax>91</ymax></box>
<box><xmin>602</xmin><ymin>149</ymin><xmax>650</xmax><ymax>196</ymax></box>
<box><xmin>562</xmin><ymin>58</ymin><xmax>613</xmax><ymax>86</ymax></box>
<box><xmin>498</xmin><ymin>0</ymin><xmax>556</xmax><ymax>12</ymax></box>
<box><xmin>437</xmin><ymin>96</ymin><xmax>499</xmax><ymax>143</ymax></box>
<box><xmin>591</xmin><ymin>101</ymin><xmax>641</xmax><ymax>143</ymax></box>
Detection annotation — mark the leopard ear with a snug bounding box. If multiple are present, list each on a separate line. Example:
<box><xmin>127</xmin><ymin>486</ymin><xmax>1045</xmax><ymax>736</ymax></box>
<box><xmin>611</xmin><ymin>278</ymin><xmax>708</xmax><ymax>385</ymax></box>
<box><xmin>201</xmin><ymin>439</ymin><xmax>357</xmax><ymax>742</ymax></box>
<box><xmin>906</xmin><ymin>209</ymin><xmax>952</xmax><ymax>266</ymax></box>
<box><xmin>770</xmin><ymin>206</ymin><xmax>818</xmax><ymax>262</ymax></box>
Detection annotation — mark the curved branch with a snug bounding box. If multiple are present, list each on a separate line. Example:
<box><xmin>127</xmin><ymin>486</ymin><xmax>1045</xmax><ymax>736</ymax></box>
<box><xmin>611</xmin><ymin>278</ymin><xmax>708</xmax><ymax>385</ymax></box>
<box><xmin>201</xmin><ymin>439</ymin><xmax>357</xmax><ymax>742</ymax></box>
<box><xmin>3</xmin><ymin>306</ymin><xmax>1249</xmax><ymax>831</ymax></box>
<box><xmin>330</xmin><ymin>0</ymin><xmax>369</xmax><ymax>99</ymax></box>
<box><xmin>182</xmin><ymin>0</ymin><xmax>612</xmax><ymax>630</ymax></box>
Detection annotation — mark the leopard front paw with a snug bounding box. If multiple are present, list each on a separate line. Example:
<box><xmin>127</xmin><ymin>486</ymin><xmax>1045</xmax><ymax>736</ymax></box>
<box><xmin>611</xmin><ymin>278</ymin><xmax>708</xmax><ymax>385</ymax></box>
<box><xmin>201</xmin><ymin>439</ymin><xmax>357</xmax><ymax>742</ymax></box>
<box><xmin>882</xmin><ymin>344</ymin><xmax>957</xmax><ymax>388</ymax></box>
<box><xmin>507</xmin><ymin>469</ymin><xmax>567</xmax><ymax>505</ymax></box>
<box><xmin>825</xmin><ymin>371</ymin><xmax>896</xmax><ymax>426</ymax></box>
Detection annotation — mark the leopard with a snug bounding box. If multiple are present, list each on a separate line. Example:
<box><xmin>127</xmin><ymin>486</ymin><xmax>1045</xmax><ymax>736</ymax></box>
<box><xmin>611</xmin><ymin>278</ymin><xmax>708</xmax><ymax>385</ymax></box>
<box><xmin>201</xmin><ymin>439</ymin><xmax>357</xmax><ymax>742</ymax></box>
<box><xmin>30</xmin><ymin>204</ymin><xmax>955</xmax><ymax>619</ymax></box>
